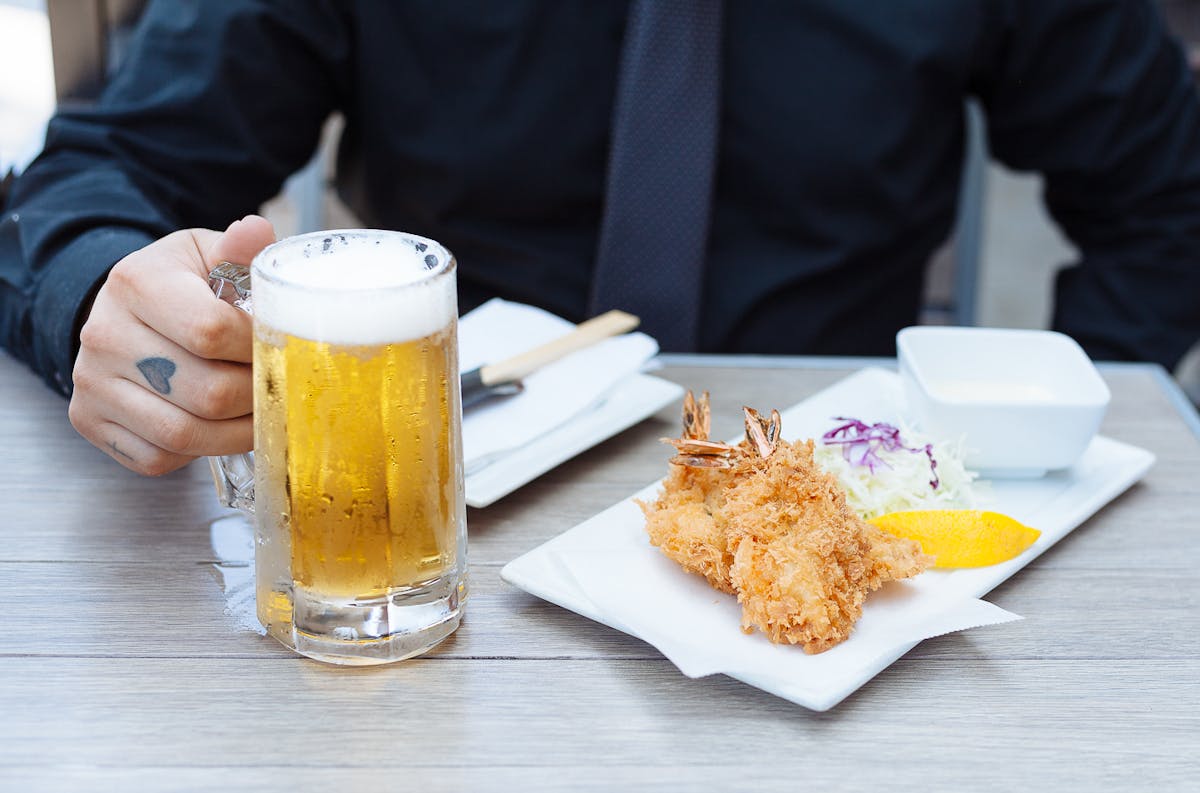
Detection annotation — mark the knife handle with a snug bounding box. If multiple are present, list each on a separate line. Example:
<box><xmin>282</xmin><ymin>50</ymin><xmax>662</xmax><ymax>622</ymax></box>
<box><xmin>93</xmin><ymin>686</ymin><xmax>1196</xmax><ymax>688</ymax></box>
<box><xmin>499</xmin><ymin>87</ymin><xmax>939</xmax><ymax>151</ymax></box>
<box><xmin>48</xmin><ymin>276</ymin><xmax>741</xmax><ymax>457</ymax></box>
<box><xmin>480</xmin><ymin>309</ymin><xmax>640</xmax><ymax>386</ymax></box>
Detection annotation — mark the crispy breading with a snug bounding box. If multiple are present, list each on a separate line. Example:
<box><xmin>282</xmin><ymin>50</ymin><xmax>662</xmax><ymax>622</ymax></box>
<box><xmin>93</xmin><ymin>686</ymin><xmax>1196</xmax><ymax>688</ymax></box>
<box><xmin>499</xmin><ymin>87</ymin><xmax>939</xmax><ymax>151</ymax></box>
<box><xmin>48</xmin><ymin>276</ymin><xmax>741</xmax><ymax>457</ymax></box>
<box><xmin>640</xmin><ymin>463</ymin><xmax>736</xmax><ymax>593</ymax></box>
<box><xmin>641</xmin><ymin>397</ymin><xmax>931</xmax><ymax>654</ymax></box>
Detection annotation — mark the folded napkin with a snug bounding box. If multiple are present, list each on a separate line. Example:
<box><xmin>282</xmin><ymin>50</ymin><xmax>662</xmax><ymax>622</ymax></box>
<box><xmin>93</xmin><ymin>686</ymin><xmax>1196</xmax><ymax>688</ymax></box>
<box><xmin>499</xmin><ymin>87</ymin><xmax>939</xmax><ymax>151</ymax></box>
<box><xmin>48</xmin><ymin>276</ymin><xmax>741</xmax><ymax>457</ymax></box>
<box><xmin>499</xmin><ymin>482</ymin><xmax>1022</xmax><ymax>709</ymax></box>
<box><xmin>556</xmin><ymin>546</ymin><xmax>1021</xmax><ymax>708</ymax></box>
<box><xmin>459</xmin><ymin>299</ymin><xmax>659</xmax><ymax>474</ymax></box>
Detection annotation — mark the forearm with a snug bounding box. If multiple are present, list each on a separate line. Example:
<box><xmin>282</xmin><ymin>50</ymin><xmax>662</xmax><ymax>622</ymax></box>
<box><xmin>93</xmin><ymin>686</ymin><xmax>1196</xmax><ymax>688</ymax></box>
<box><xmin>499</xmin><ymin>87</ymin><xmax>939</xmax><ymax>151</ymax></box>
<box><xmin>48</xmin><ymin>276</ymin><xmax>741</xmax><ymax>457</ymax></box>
<box><xmin>0</xmin><ymin>0</ymin><xmax>348</xmax><ymax>395</ymax></box>
<box><xmin>0</xmin><ymin>159</ymin><xmax>166</xmax><ymax>395</ymax></box>
<box><xmin>979</xmin><ymin>0</ymin><xmax>1200</xmax><ymax>368</ymax></box>
<box><xmin>1050</xmin><ymin>184</ymin><xmax>1200</xmax><ymax>368</ymax></box>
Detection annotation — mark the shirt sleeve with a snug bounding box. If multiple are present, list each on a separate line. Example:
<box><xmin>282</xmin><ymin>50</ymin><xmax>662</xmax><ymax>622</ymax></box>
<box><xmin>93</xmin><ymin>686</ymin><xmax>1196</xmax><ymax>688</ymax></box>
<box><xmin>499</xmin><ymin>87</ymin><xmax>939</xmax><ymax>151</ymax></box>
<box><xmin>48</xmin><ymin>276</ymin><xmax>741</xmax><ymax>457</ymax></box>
<box><xmin>0</xmin><ymin>0</ymin><xmax>350</xmax><ymax>395</ymax></box>
<box><xmin>974</xmin><ymin>0</ymin><xmax>1200</xmax><ymax>368</ymax></box>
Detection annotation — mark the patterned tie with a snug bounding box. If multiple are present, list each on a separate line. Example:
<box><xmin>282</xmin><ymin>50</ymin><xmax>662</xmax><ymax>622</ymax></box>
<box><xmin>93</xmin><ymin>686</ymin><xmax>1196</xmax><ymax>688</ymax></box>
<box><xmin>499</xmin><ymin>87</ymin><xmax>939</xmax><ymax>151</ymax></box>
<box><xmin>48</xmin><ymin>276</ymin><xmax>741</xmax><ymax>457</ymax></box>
<box><xmin>588</xmin><ymin>0</ymin><xmax>724</xmax><ymax>352</ymax></box>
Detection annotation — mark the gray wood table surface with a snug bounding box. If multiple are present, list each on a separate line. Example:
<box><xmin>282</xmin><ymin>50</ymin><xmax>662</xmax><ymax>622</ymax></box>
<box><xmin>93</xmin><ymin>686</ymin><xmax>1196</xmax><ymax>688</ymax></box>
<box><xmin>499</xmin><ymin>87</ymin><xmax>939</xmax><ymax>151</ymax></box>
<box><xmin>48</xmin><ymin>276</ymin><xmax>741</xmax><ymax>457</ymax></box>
<box><xmin>1</xmin><ymin>351</ymin><xmax>1197</xmax><ymax>792</ymax></box>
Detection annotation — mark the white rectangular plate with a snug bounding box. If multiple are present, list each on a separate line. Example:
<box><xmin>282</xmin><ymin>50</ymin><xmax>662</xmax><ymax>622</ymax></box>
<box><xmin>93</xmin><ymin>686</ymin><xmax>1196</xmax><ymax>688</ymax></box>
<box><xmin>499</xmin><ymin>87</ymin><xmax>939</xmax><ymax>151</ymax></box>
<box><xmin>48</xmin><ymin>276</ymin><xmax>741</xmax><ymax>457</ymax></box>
<box><xmin>500</xmin><ymin>368</ymin><xmax>1156</xmax><ymax>710</ymax></box>
<box><xmin>466</xmin><ymin>373</ymin><xmax>684</xmax><ymax>507</ymax></box>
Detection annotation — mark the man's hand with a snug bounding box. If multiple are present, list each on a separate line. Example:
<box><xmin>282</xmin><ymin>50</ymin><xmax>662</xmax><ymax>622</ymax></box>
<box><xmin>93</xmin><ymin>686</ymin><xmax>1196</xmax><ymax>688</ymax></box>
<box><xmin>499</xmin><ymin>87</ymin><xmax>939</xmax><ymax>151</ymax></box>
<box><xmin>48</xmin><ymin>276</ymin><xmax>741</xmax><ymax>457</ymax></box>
<box><xmin>69</xmin><ymin>216</ymin><xmax>276</xmax><ymax>475</ymax></box>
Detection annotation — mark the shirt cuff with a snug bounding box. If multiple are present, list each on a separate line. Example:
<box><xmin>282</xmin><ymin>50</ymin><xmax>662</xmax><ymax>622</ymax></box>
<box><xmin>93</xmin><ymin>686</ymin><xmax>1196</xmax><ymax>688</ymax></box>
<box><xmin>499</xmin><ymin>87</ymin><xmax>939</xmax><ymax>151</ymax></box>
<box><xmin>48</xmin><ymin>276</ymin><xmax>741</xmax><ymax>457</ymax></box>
<box><xmin>32</xmin><ymin>227</ymin><xmax>156</xmax><ymax>396</ymax></box>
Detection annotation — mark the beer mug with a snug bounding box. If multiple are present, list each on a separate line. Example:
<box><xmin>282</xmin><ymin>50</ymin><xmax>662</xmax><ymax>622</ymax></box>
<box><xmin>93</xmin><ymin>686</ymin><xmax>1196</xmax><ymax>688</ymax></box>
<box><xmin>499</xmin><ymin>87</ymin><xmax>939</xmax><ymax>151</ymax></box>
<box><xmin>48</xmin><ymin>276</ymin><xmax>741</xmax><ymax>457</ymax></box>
<box><xmin>209</xmin><ymin>230</ymin><xmax>467</xmax><ymax>665</ymax></box>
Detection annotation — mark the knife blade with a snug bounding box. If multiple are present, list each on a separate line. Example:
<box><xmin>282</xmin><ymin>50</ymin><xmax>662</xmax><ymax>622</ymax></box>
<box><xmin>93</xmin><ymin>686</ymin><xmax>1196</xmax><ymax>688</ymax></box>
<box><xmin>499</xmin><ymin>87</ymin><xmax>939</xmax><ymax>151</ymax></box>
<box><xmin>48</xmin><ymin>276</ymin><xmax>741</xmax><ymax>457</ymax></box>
<box><xmin>460</xmin><ymin>309</ymin><xmax>641</xmax><ymax>408</ymax></box>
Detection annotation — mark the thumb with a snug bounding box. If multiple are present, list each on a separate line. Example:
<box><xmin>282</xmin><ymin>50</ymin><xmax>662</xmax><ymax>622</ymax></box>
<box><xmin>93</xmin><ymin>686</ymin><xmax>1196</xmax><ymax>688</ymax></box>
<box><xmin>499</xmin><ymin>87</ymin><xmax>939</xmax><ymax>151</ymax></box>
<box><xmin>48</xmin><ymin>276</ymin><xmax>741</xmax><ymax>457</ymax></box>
<box><xmin>206</xmin><ymin>214</ymin><xmax>277</xmax><ymax>271</ymax></box>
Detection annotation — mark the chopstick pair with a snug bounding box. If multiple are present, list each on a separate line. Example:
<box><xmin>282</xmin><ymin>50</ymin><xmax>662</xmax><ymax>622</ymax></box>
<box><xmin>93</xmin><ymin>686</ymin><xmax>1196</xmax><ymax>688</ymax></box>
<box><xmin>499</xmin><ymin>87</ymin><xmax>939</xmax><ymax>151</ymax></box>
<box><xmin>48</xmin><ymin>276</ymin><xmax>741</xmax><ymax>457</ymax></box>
<box><xmin>460</xmin><ymin>310</ymin><xmax>640</xmax><ymax>408</ymax></box>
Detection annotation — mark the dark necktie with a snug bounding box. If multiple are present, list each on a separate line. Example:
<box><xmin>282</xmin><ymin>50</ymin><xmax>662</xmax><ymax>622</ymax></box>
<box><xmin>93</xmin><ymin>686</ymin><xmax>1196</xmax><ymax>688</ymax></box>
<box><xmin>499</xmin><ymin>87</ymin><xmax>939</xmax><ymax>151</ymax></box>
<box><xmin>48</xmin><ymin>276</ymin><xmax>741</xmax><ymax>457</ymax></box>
<box><xmin>588</xmin><ymin>0</ymin><xmax>724</xmax><ymax>352</ymax></box>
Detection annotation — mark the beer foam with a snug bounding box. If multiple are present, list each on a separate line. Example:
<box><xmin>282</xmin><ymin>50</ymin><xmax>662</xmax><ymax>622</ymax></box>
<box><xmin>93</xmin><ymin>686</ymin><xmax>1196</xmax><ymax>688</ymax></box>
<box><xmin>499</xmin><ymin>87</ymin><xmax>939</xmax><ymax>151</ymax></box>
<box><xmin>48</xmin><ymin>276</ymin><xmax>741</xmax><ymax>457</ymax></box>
<box><xmin>251</xmin><ymin>231</ymin><xmax>456</xmax><ymax>344</ymax></box>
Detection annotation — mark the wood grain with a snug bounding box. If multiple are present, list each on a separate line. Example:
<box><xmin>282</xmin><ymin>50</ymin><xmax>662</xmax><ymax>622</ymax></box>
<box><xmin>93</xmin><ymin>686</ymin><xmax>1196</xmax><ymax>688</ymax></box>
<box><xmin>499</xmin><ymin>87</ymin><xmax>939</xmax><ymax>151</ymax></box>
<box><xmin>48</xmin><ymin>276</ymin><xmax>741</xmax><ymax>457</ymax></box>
<box><xmin>1</xmin><ymin>350</ymin><xmax>1197</xmax><ymax>791</ymax></box>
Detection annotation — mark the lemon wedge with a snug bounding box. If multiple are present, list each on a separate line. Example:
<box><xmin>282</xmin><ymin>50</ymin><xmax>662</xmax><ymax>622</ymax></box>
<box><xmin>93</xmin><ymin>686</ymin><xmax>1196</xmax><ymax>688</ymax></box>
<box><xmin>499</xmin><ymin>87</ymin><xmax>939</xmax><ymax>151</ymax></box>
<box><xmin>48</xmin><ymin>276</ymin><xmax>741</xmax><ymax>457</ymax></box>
<box><xmin>869</xmin><ymin>510</ymin><xmax>1041</xmax><ymax>568</ymax></box>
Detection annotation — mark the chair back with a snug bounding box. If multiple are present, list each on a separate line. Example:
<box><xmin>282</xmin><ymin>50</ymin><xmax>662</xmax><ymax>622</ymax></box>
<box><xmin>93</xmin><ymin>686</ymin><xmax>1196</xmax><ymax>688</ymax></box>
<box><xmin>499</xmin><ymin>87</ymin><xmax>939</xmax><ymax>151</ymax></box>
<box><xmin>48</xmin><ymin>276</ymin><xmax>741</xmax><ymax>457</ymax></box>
<box><xmin>46</xmin><ymin>0</ymin><xmax>145</xmax><ymax>104</ymax></box>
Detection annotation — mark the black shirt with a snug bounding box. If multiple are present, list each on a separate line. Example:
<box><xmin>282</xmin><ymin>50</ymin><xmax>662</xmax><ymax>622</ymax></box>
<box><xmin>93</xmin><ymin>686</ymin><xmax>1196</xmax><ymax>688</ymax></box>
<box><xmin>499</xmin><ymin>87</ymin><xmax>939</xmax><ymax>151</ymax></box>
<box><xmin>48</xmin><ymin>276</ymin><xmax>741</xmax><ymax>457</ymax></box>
<box><xmin>3</xmin><ymin>0</ymin><xmax>1200</xmax><ymax>396</ymax></box>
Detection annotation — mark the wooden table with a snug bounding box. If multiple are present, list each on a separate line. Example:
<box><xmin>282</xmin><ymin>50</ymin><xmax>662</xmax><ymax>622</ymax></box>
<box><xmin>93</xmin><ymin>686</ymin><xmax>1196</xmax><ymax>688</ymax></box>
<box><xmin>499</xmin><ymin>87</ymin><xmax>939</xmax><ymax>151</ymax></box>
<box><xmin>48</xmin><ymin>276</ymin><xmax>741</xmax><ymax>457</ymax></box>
<box><xmin>2</xmin><ymin>352</ymin><xmax>1197</xmax><ymax>791</ymax></box>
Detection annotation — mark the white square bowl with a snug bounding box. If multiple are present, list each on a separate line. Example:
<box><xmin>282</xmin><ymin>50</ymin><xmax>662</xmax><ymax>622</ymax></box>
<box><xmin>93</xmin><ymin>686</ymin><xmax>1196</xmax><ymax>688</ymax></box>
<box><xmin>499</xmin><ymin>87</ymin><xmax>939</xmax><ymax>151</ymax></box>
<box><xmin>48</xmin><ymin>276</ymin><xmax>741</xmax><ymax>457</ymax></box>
<box><xmin>897</xmin><ymin>327</ymin><xmax>1110</xmax><ymax>477</ymax></box>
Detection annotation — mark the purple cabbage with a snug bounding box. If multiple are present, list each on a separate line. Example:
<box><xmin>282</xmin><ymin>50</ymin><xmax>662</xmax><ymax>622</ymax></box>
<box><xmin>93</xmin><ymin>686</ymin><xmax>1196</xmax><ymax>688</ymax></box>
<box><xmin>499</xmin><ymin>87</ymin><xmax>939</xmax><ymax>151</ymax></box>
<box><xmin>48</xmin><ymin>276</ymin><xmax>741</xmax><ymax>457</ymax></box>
<box><xmin>821</xmin><ymin>417</ymin><xmax>940</xmax><ymax>490</ymax></box>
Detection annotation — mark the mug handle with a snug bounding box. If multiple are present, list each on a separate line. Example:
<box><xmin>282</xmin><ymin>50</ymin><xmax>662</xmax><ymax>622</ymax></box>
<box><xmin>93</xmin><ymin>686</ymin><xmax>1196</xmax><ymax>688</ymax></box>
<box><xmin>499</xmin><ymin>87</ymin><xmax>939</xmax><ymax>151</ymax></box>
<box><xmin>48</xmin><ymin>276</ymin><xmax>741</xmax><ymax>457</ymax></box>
<box><xmin>207</xmin><ymin>262</ymin><xmax>256</xmax><ymax>513</ymax></box>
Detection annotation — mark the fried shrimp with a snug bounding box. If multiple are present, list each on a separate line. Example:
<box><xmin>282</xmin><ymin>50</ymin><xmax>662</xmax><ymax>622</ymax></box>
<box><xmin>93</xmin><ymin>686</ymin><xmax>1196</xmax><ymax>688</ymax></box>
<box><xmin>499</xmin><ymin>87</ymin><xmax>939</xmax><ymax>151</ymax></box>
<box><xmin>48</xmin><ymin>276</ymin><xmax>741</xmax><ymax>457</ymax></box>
<box><xmin>640</xmin><ymin>392</ymin><xmax>931</xmax><ymax>653</ymax></box>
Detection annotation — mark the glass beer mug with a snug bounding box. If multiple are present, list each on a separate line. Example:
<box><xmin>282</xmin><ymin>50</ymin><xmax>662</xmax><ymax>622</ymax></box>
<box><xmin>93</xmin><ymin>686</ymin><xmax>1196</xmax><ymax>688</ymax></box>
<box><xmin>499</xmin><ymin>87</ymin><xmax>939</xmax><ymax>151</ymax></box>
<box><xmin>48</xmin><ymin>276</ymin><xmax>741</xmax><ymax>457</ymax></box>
<box><xmin>209</xmin><ymin>230</ymin><xmax>467</xmax><ymax>665</ymax></box>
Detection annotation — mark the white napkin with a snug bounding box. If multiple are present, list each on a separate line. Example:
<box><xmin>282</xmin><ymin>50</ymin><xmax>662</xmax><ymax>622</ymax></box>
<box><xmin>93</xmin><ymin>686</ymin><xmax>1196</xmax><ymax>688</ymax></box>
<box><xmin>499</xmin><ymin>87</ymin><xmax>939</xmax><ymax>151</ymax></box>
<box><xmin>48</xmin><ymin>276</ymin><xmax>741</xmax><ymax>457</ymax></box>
<box><xmin>459</xmin><ymin>299</ymin><xmax>659</xmax><ymax>473</ymax></box>
<box><xmin>555</xmin><ymin>545</ymin><xmax>1021</xmax><ymax>687</ymax></box>
<box><xmin>209</xmin><ymin>514</ymin><xmax>265</xmax><ymax>636</ymax></box>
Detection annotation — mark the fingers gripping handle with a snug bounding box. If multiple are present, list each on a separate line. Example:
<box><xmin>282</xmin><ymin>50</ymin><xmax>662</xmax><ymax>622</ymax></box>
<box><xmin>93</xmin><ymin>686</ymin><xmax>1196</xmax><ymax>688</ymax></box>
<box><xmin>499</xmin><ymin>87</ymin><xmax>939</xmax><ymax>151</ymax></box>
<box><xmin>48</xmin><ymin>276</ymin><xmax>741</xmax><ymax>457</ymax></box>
<box><xmin>209</xmin><ymin>261</ymin><xmax>254</xmax><ymax>311</ymax></box>
<box><xmin>207</xmin><ymin>262</ymin><xmax>256</xmax><ymax>513</ymax></box>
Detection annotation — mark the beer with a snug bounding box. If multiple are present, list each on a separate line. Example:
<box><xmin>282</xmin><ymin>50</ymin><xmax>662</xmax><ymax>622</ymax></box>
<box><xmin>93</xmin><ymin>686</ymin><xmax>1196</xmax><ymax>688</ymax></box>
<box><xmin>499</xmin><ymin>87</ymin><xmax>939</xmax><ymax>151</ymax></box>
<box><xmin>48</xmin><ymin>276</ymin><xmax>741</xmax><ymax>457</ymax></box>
<box><xmin>249</xmin><ymin>231</ymin><xmax>466</xmax><ymax>664</ymax></box>
<box><xmin>255</xmin><ymin>326</ymin><xmax>459</xmax><ymax>594</ymax></box>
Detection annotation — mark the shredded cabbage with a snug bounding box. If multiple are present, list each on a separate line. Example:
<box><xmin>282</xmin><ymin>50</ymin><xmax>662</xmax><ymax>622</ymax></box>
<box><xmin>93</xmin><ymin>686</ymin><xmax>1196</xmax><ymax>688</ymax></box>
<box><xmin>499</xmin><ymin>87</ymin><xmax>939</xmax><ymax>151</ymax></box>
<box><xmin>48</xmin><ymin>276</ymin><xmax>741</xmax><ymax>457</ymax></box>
<box><xmin>813</xmin><ymin>417</ymin><xmax>981</xmax><ymax>520</ymax></box>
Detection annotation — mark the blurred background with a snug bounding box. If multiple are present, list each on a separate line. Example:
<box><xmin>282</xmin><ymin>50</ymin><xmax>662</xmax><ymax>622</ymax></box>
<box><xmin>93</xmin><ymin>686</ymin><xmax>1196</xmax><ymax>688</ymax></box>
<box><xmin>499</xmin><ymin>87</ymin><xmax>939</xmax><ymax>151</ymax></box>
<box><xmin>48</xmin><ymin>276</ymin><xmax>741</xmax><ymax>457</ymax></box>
<box><xmin>2</xmin><ymin>0</ymin><xmax>1198</xmax><ymax>401</ymax></box>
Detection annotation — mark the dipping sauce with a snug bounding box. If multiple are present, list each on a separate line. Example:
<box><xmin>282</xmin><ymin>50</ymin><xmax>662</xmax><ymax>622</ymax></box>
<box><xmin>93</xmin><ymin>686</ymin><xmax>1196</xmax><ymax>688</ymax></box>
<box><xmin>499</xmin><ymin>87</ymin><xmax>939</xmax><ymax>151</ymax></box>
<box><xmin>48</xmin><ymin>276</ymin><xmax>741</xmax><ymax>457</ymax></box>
<box><xmin>928</xmin><ymin>381</ymin><xmax>1058</xmax><ymax>403</ymax></box>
